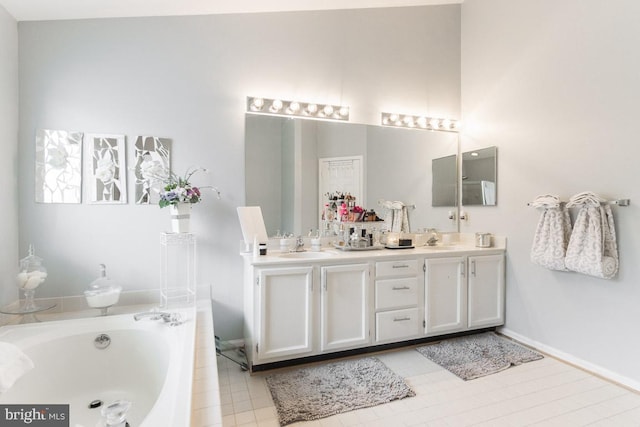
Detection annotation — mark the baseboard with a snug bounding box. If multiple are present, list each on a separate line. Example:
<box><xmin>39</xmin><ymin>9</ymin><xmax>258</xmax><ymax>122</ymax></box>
<box><xmin>499</xmin><ymin>327</ymin><xmax>640</xmax><ymax>392</ymax></box>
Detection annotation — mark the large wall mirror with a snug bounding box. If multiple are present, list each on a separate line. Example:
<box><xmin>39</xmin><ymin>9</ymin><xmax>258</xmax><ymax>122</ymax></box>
<box><xmin>245</xmin><ymin>115</ymin><xmax>460</xmax><ymax>237</ymax></box>
<box><xmin>461</xmin><ymin>146</ymin><xmax>497</xmax><ymax>206</ymax></box>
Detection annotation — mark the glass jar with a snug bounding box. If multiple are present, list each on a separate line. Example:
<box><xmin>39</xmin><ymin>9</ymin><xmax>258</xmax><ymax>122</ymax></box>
<box><xmin>16</xmin><ymin>245</ymin><xmax>48</xmax><ymax>311</ymax></box>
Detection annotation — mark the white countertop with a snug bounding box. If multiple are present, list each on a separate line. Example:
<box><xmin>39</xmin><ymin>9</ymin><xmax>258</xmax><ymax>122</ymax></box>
<box><xmin>243</xmin><ymin>234</ymin><xmax>506</xmax><ymax>266</ymax></box>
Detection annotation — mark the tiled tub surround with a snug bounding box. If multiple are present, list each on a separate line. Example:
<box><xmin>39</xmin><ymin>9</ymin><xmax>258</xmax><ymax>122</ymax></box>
<box><xmin>0</xmin><ymin>297</ymin><xmax>222</xmax><ymax>427</ymax></box>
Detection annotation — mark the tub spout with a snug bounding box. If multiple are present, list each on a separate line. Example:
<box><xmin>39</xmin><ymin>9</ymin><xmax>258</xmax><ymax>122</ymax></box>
<box><xmin>133</xmin><ymin>311</ymin><xmax>183</xmax><ymax>325</ymax></box>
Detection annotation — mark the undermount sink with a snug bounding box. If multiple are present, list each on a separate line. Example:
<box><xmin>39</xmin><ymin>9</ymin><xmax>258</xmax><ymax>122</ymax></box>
<box><xmin>280</xmin><ymin>251</ymin><xmax>336</xmax><ymax>259</ymax></box>
<box><xmin>421</xmin><ymin>245</ymin><xmax>458</xmax><ymax>251</ymax></box>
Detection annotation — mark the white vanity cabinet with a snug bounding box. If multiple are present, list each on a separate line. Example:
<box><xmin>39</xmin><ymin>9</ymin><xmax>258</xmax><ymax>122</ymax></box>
<box><xmin>320</xmin><ymin>264</ymin><xmax>370</xmax><ymax>352</ymax></box>
<box><xmin>467</xmin><ymin>254</ymin><xmax>505</xmax><ymax>329</ymax></box>
<box><xmin>253</xmin><ymin>266</ymin><xmax>314</xmax><ymax>362</ymax></box>
<box><xmin>374</xmin><ymin>259</ymin><xmax>423</xmax><ymax>344</ymax></box>
<box><xmin>424</xmin><ymin>254</ymin><xmax>505</xmax><ymax>336</ymax></box>
<box><xmin>245</xmin><ymin>261</ymin><xmax>372</xmax><ymax>366</ymax></box>
<box><xmin>424</xmin><ymin>256</ymin><xmax>467</xmax><ymax>335</ymax></box>
<box><xmin>243</xmin><ymin>238</ymin><xmax>506</xmax><ymax>370</ymax></box>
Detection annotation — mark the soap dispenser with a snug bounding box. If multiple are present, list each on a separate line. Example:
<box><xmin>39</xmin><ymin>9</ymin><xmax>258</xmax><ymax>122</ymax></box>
<box><xmin>84</xmin><ymin>264</ymin><xmax>122</xmax><ymax>316</ymax></box>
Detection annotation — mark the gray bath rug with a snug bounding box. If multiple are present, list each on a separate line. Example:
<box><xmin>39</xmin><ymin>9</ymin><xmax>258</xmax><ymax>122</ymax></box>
<box><xmin>265</xmin><ymin>357</ymin><xmax>415</xmax><ymax>426</ymax></box>
<box><xmin>416</xmin><ymin>332</ymin><xmax>543</xmax><ymax>381</ymax></box>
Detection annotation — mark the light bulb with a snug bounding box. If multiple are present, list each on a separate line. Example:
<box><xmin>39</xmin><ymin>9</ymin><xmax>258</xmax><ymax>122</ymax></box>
<box><xmin>429</xmin><ymin>118</ymin><xmax>439</xmax><ymax>128</ymax></box>
<box><xmin>250</xmin><ymin>98</ymin><xmax>264</xmax><ymax>111</ymax></box>
<box><xmin>389</xmin><ymin>114</ymin><xmax>399</xmax><ymax>122</ymax></box>
<box><xmin>382</xmin><ymin>116</ymin><xmax>390</xmax><ymax>125</ymax></box>
<box><xmin>270</xmin><ymin>99</ymin><xmax>283</xmax><ymax>112</ymax></box>
<box><xmin>323</xmin><ymin>105</ymin><xmax>334</xmax><ymax>116</ymax></box>
<box><xmin>287</xmin><ymin>102</ymin><xmax>300</xmax><ymax>114</ymax></box>
<box><xmin>339</xmin><ymin>106</ymin><xmax>349</xmax><ymax>117</ymax></box>
<box><xmin>416</xmin><ymin>117</ymin><xmax>427</xmax><ymax>128</ymax></box>
<box><xmin>442</xmin><ymin>119</ymin><xmax>451</xmax><ymax>129</ymax></box>
<box><xmin>306</xmin><ymin>104</ymin><xmax>318</xmax><ymax>114</ymax></box>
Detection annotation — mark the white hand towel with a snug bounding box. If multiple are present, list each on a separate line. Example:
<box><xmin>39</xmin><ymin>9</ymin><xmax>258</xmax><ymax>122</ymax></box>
<box><xmin>566</xmin><ymin>191</ymin><xmax>605</xmax><ymax>208</ymax></box>
<box><xmin>388</xmin><ymin>201</ymin><xmax>405</xmax><ymax>233</ymax></box>
<box><xmin>530</xmin><ymin>196</ymin><xmax>572</xmax><ymax>271</ymax></box>
<box><xmin>529</xmin><ymin>194</ymin><xmax>561</xmax><ymax>209</ymax></box>
<box><xmin>565</xmin><ymin>204</ymin><xmax>619</xmax><ymax>279</ymax></box>
<box><xmin>0</xmin><ymin>341</ymin><xmax>34</xmax><ymax>393</ymax></box>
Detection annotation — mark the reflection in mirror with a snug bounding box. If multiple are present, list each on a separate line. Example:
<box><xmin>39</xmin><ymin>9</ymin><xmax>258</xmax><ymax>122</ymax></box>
<box><xmin>245</xmin><ymin>115</ymin><xmax>460</xmax><ymax>236</ymax></box>
<box><xmin>461</xmin><ymin>146</ymin><xmax>497</xmax><ymax>206</ymax></box>
<box><xmin>432</xmin><ymin>154</ymin><xmax>457</xmax><ymax>207</ymax></box>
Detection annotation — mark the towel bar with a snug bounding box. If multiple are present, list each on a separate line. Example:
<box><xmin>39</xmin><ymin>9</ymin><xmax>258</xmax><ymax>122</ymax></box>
<box><xmin>527</xmin><ymin>198</ymin><xmax>630</xmax><ymax>207</ymax></box>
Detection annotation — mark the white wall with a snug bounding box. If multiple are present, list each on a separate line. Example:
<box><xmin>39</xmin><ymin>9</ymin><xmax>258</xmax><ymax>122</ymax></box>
<box><xmin>18</xmin><ymin>5</ymin><xmax>461</xmax><ymax>338</ymax></box>
<box><xmin>462</xmin><ymin>0</ymin><xmax>640</xmax><ymax>386</ymax></box>
<box><xmin>0</xmin><ymin>5</ymin><xmax>18</xmax><ymax>307</ymax></box>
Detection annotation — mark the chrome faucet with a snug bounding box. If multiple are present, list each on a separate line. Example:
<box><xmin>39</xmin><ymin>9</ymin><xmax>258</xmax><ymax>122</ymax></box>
<box><xmin>133</xmin><ymin>311</ymin><xmax>183</xmax><ymax>326</ymax></box>
<box><xmin>294</xmin><ymin>236</ymin><xmax>305</xmax><ymax>252</ymax></box>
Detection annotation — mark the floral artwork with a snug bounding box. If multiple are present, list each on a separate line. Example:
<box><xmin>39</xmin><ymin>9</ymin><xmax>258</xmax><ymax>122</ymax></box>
<box><xmin>133</xmin><ymin>136</ymin><xmax>172</xmax><ymax>204</ymax></box>
<box><xmin>35</xmin><ymin>129</ymin><xmax>84</xmax><ymax>203</ymax></box>
<box><xmin>85</xmin><ymin>134</ymin><xmax>127</xmax><ymax>203</ymax></box>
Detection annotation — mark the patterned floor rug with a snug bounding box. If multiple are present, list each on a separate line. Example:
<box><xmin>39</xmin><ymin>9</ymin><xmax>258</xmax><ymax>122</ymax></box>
<box><xmin>416</xmin><ymin>332</ymin><xmax>544</xmax><ymax>381</ymax></box>
<box><xmin>265</xmin><ymin>357</ymin><xmax>415</xmax><ymax>426</ymax></box>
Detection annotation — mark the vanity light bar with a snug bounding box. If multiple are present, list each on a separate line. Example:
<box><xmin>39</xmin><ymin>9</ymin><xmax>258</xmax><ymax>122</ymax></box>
<box><xmin>247</xmin><ymin>97</ymin><xmax>350</xmax><ymax>122</ymax></box>
<box><xmin>380</xmin><ymin>112</ymin><xmax>460</xmax><ymax>132</ymax></box>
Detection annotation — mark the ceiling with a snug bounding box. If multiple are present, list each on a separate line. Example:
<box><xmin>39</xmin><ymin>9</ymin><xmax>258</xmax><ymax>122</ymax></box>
<box><xmin>0</xmin><ymin>0</ymin><xmax>462</xmax><ymax>22</ymax></box>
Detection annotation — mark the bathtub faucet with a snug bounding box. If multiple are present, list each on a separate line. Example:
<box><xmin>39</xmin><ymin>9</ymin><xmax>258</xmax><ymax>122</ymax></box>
<box><xmin>133</xmin><ymin>311</ymin><xmax>183</xmax><ymax>326</ymax></box>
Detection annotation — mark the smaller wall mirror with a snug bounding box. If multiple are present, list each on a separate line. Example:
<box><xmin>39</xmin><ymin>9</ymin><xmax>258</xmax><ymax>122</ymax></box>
<box><xmin>461</xmin><ymin>146</ymin><xmax>497</xmax><ymax>206</ymax></box>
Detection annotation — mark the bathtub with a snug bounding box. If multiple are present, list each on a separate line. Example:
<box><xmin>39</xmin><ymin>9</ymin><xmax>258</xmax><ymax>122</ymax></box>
<box><xmin>0</xmin><ymin>307</ymin><xmax>196</xmax><ymax>427</ymax></box>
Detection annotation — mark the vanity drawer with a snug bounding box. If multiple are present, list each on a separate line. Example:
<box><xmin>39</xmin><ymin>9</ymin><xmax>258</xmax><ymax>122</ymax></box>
<box><xmin>376</xmin><ymin>308</ymin><xmax>422</xmax><ymax>343</ymax></box>
<box><xmin>375</xmin><ymin>259</ymin><xmax>419</xmax><ymax>277</ymax></box>
<box><xmin>375</xmin><ymin>277</ymin><xmax>419</xmax><ymax>310</ymax></box>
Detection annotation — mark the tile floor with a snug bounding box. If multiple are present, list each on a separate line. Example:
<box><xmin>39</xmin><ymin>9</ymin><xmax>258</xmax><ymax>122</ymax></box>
<box><xmin>216</xmin><ymin>344</ymin><xmax>640</xmax><ymax>427</ymax></box>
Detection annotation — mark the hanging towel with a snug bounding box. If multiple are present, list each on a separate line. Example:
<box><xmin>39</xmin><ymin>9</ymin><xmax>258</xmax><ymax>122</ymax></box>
<box><xmin>381</xmin><ymin>200</ymin><xmax>394</xmax><ymax>231</ymax></box>
<box><xmin>481</xmin><ymin>181</ymin><xmax>496</xmax><ymax>205</ymax></box>
<box><xmin>399</xmin><ymin>205</ymin><xmax>410</xmax><ymax>233</ymax></box>
<box><xmin>0</xmin><ymin>342</ymin><xmax>34</xmax><ymax>393</ymax></box>
<box><xmin>380</xmin><ymin>200</ymin><xmax>411</xmax><ymax>233</ymax></box>
<box><xmin>530</xmin><ymin>195</ymin><xmax>572</xmax><ymax>271</ymax></box>
<box><xmin>565</xmin><ymin>193</ymin><xmax>619</xmax><ymax>279</ymax></box>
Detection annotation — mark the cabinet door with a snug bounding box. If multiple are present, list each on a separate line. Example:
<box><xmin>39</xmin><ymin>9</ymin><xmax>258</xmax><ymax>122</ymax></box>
<box><xmin>425</xmin><ymin>257</ymin><xmax>467</xmax><ymax>335</ymax></box>
<box><xmin>256</xmin><ymin>266</ymin><xmax>314</xmax><ymax>361</ymax></box>
<box><xmin>468</xmin><ymin>254</ymin><xmax>505</xmax><ymax>329</ymax></box>
<box><xmin>320</xmin><ymin>264</ymin><xmax>370</xmax><ymax>352</ymax></box>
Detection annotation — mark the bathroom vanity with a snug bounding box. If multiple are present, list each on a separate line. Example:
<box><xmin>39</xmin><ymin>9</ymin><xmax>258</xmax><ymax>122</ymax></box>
<box><xmin>242</xmin><ymin>235</ymin><xmax>505</xmax><ymax>371</ymax></box>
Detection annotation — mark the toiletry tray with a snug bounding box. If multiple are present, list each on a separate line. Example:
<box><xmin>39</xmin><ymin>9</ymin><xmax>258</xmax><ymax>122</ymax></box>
<box><xmin>333</xmin><ymin>243</ymin><xmax>385</xmax><ymax>251</ymax></box>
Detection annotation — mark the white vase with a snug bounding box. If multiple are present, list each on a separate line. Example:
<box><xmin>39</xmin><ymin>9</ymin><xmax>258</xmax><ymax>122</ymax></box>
<box><xmin>169</xmin><ymin>203</ymin><xmax>192</xmax><ymax>233</ymax></box>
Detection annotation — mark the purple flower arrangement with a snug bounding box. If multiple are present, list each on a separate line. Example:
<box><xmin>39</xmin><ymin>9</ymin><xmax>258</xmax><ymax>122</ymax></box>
<box><xmin>159</xmin><ymin>167</ymin><xmax>219</xmax><ymax>208</ymax></box>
